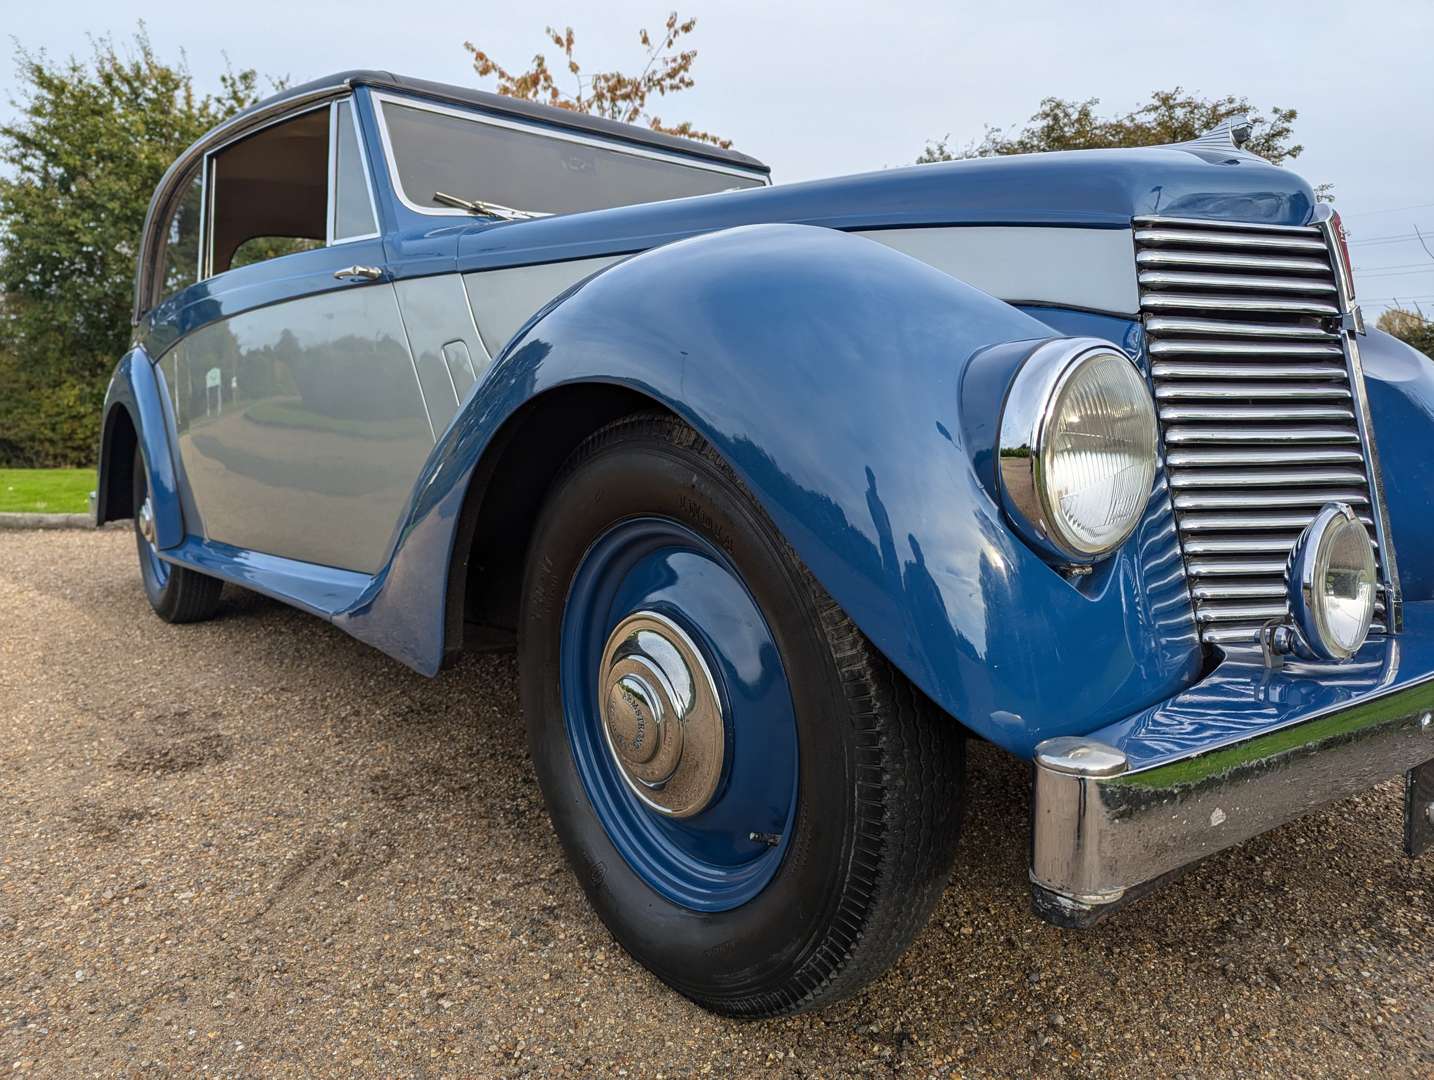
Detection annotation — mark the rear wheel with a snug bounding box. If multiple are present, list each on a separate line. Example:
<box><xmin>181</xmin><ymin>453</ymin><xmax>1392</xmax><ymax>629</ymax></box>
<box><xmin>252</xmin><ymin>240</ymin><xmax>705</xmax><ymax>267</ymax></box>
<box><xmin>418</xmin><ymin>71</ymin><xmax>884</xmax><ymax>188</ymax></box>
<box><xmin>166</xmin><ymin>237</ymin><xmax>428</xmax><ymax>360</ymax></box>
<box><xmin>132</xmin><ymin>446</ymin><xmax>222</xmax><ymax>623</ymax></box>
<box><xmin>519</xmin><ymin>413</ymin><xmax>964</xmax><ymax>1017</ymax></box>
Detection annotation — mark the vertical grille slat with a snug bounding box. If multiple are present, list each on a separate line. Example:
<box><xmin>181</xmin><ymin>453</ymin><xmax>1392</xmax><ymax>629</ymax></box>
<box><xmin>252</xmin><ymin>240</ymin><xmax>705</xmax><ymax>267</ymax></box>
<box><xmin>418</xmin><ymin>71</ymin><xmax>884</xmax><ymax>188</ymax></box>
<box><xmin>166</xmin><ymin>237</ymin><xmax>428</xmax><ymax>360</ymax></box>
<box><xmin>1135</xmin><ymin>215</ymin><xmax>1389</xmax><ymax>646</ymax></box>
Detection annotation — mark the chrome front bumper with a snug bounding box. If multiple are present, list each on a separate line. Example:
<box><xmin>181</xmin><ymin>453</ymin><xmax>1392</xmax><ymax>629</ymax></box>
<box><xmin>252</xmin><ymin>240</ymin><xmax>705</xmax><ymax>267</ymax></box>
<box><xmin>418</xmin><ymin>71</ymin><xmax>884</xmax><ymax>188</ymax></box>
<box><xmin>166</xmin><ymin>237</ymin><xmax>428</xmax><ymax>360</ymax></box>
<box><xmin>1029</xmin><ymin>657</ymin><xmax>1434</xmax><ymax>928</ymax></box>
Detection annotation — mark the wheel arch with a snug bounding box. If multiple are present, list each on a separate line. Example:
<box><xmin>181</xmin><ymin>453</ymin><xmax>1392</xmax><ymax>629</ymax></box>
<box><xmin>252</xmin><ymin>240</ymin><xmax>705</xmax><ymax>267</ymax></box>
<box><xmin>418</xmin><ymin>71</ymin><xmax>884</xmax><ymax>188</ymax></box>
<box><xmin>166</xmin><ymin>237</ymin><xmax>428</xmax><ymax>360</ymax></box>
<box><xmin>96</xmin><ymin>401</ymin><xmax>138</xmax><ymax>525</ymax></box>
<box><xmin>441</xmin><ymin>382</ymin><xmax>671</xmax><ymax>659</ymax></box>
<box><xmin>95</xmin><ymin>348</ymin><xmax>183</xmax><ymax>548</ymax></box>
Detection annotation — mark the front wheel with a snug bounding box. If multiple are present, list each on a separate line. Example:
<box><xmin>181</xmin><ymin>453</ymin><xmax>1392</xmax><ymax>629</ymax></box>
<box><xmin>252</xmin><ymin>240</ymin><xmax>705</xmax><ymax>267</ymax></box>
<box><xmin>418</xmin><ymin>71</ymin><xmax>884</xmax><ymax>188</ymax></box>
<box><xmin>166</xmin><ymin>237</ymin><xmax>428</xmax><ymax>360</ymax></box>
<box><xmin>519</xmin><ymin>414</ymin><xmax>964</xmax><ymax>1017</ymax></box>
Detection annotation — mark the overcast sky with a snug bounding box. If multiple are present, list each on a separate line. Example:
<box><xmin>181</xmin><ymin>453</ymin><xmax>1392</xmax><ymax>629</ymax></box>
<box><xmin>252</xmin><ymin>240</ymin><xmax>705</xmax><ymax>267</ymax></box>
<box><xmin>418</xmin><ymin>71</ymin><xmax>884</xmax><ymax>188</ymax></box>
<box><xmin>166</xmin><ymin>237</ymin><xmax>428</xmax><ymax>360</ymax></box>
<box><xmin>7</xmin><ymin>0</ymin><xmax>1433</xmax><ymax>314</ymax></box>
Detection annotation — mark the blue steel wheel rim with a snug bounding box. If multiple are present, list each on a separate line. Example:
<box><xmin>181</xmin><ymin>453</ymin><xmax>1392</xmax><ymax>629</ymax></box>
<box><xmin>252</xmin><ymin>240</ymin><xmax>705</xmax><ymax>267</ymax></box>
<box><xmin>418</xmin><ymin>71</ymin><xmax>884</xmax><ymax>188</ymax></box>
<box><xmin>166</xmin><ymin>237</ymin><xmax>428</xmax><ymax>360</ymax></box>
<box><xmin>140</xmin><ymin>532</ymin><xmax>170</xmax><ymax>589</ymax></box>
<box><xmin>134</xmin><ymin>482</ymin><xmax>169</xmax><ymax>590</ymax></box>
<box><xmin>560</xmin><ymin>516</ymin><xmax>799</xmax><ymax>912</ymax></box>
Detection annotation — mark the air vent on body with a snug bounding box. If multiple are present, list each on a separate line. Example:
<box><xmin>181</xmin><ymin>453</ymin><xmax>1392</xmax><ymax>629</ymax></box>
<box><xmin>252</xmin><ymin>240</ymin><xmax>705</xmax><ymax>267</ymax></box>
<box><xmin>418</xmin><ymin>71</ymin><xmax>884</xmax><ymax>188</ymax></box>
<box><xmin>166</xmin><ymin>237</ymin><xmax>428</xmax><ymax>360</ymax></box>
<box><xmin>1134</xmin><ymin>215</ymin><xmax>1389</xmax><ymax>646</ymax></box>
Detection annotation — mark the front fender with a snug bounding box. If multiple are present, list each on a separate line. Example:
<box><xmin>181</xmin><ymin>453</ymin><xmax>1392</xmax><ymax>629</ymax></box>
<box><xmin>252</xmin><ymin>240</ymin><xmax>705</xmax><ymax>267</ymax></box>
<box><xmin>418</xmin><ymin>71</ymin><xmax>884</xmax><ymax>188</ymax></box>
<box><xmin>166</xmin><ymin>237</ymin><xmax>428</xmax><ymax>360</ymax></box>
<box><xmin>1361</xmin><ymin>328</ymin><xmax>1434</xmax><ymax>602</ymax></box>
<box><xmin>97</xmin><ymin>347</ymin><xmax>183</xmax><ymax>549</ymax></box>
<box><xmin>340</xmin><ymin>224</ymin><xmax>1200</xmax><ymax>755</ymax></box>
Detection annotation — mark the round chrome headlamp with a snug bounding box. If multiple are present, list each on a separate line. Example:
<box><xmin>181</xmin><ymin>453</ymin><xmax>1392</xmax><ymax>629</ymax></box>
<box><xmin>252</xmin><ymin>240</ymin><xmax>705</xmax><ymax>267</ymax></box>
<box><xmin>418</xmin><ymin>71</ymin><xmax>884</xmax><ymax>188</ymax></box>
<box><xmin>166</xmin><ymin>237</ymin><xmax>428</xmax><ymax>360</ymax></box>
<box><xmin>1286</xmin><ymin>503</ymin><xmax>1378</xmax><ymax>661</ymax></box>
<box><xmin>998</xmin><ymin>338</ymin><xmax>1159</xmax><ymax>562</ymax></box>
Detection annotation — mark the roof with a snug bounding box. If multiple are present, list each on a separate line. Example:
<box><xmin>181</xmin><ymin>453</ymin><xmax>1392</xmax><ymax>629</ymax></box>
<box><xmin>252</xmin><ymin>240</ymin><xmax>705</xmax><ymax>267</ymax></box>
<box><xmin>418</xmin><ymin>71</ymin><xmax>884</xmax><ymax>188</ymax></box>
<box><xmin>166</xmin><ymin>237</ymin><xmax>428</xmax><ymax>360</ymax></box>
<box><xmin>232</xmin><ymin>69</ymin><xmax>769</xmax><ymax>174</ymax></box>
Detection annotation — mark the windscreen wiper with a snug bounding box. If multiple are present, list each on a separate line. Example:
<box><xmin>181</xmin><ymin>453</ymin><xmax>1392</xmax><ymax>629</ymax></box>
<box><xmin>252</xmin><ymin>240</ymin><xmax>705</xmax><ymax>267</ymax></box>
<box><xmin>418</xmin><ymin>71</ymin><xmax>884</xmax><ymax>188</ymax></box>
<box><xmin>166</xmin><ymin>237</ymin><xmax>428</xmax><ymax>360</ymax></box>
<box><xmin>433</xmin><ymin>191</ymin><xmax>550</xmax><ymax>221</ymax></box>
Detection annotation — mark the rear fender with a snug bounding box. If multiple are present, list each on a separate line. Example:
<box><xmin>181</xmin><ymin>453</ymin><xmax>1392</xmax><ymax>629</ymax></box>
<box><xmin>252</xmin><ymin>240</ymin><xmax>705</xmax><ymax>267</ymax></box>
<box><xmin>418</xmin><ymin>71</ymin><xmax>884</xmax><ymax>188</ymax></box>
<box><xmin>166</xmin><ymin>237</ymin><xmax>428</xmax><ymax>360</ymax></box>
<box><xmin>97</xmin><ymin>347</ymin><xmax>183</xmax><ymax>549</ymax></box>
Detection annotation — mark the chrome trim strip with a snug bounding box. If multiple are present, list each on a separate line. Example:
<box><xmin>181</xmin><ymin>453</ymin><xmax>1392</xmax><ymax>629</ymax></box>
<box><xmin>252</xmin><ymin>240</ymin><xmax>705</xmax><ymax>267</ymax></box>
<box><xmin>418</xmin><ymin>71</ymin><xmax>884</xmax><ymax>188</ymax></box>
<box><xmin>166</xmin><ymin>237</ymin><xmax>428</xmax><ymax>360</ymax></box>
<box><xmin>369</xmin><ymin>89</ymin><xmax>769</xmax><ymax>221</ymax></box>
<box><xmin>1162</xmin><ymin>424</ymin><xmax>1361</xmax><ymax>444</ymax></box>
<box><xmin>1029</xmin><ymin>675</ymin><xmax>1434</xmax><ymax>927</ymax></box>
<box><xmin>1185</xmin><ymin>557</ymin><xmax>1302</xmax><ymax>576</ymax></box>
<box><xmin>1151</xmin><ymin>360</ymin><xmax>1349</xmax><ymax>380</ymax></box>
<box><xmin>1134</xmin><ymin>227</ymin><xmax>1327</xmax><ymax>251</ymax></box>
<box><xmin>1139</xmin><ymin>269</ymin><xmax>1338</xmax><ymax>293</ymax></box>
<box><xmin>1194</xmin><ymin>601</ymin><xmax>1290</xmax><ymax>622</ymax></box>
<box><xmin>1169</xmin><ymin>467</ymin><xmax>1368</xmax><ymax>488</ymax></box>
<box><xmin>1174</xmin><ymin>488</ymin><xmax>1369</xmax><ymax>509</ymax></box>
<box><xmin>1159</xmin><ymin>403</ymin><xmax>1354</xmax><ymax>422</ymax></box>
<box><xmin>1156</xmin><ymin>383</ymin><xmax>1350</xmax><ymax>400</ymax></box>
<box><xmin>1188</xmin><ymin>581</ymin><xmax>1287</xmax><ymax>599</ymax></box>
<box><xmin>1145</xmin><ymin>315</ymin><xmax>1336</xmax><ymax>339</ymax></box>
<box><xmin>1140</xmin><ymin>292</ymin><xmax>1340</xmax><ymax>315</ymax></box>
<box><xmin>1149</xmin><ymin>339</ymin><xmax>1343</xmax><ymax>357</ymax></box>
<box><xmin>1132</xmin><ymin>214</ymin><xmax>1322</xmax><ymax>235</ymax></box>
<box><xmin>1313</xmin><ymin>204</ymin><xmax>1403</xmax><ymax>632</ymax></box>
<box><xmin>1135</xmin><ymin>249</ymin><xmax>1332</xmax><ymax>274</ymax></box>
<box><xmin>1204</xmin><ymin>622</ymin><xmax>1386</xmax><ymax>644</ymax></box>
<box><xmin>200</xmin><ymin>155</ymin><xmax>216</xmax><ymax>281</ymax></box>
<box><xmin>1314</xmin><ymin>204</ymin><xmax>1360</xmax><ymax>311</ymax></box>
<box><xmin>1166</xmin><ymin>447</ymin><xmax>1366</xmax><ymax>466</ymax></box>
<box><xmin>1184</xmin><ymin>536</ymin><xmax>1377</xmax><ymax>555</ymax></box>
<box><xmin>1180</xmin><ymin>512</ymin><xmax>1373</xmax><ymax>533</ymax></box>
<box><xmin>325</xmin><ymin>102</ymin><xmax>339</xmax><ymax>246</ymax></box>
<box><xmin>195</xmin><ymin>155</ymin><xmax>210</xmax><ymax>289</ymax></box>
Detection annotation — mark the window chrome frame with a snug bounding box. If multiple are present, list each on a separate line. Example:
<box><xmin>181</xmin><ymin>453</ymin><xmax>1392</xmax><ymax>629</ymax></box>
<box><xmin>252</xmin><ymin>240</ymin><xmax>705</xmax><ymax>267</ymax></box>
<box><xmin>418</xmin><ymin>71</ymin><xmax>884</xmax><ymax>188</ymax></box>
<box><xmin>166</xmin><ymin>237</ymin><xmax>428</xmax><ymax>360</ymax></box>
<box><xmin>192</xmin><ymin>98</ymin><xmax>379</xmax><ymax>282</ymax></box>
<box><xmin>369</xmin><ymin>89</ymin><xmax>770</xmax><ymax>220</ymax></box>
<box><xmin>326</xmin><ymin>99</ymin><xmax>382</xmax><ymax>246</ymax></box>
<box><xmin>137</xmin><ymin>84</ymin><xmax>350</xmax><ymax>318</ymax></box>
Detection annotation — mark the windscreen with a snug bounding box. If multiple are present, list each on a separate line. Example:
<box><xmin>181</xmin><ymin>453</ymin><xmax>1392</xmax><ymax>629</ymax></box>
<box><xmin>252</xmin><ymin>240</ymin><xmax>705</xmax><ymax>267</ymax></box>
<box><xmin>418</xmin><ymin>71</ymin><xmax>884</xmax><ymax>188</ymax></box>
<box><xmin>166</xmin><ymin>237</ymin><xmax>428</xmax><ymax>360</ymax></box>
<box><xmin>380</xmin><ymin>100</ymin><xmax>764</xmax><ymax>216</ymax></box>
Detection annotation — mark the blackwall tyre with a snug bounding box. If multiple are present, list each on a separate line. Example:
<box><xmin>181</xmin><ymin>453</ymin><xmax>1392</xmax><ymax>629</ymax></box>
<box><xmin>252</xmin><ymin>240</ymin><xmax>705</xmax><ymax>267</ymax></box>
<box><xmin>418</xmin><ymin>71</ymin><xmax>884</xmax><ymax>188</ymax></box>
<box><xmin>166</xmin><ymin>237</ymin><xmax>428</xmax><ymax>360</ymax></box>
<box><xmin>519</xmin><ymin>413</ymin><xmax>965</xmax><ymax>1017</ymax></box>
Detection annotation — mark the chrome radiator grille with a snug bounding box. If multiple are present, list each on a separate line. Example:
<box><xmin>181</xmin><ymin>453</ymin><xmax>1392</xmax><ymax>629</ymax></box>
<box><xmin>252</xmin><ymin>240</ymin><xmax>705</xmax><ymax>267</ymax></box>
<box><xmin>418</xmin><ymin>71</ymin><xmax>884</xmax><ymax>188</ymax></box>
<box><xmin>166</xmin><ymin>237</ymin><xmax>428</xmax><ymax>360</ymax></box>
<box><xmin>1134</xmin><ymin>214</ymin><xmax>1389</xmax><ymax>646</ymax></box>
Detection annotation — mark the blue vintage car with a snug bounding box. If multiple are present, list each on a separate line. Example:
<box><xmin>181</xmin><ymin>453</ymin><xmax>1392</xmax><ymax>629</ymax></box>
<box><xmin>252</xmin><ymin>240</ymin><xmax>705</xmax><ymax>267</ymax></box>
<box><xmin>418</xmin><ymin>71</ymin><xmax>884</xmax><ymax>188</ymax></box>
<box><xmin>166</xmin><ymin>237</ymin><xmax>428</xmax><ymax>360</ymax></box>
<box><xmin>98</xmin><ymin>71</ymin><xmax>1434</xmax><ymax>1016</ymax></box>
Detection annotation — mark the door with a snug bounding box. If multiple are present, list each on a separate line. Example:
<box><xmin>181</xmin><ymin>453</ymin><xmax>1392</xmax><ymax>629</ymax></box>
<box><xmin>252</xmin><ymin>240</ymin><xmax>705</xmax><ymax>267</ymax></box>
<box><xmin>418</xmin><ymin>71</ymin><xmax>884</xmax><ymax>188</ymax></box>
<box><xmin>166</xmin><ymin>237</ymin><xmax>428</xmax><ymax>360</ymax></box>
<box><xmin>159</xmin><ymin>99</ymin><xmax>436</xmax><ymax>575</ymax></box>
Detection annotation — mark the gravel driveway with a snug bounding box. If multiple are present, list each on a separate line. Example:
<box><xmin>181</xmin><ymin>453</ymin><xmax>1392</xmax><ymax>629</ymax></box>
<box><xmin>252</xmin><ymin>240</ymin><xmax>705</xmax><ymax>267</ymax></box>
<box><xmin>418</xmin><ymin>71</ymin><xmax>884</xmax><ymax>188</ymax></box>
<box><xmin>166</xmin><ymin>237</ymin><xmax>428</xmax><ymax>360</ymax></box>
<box><xmin>2</xmin><ymin>527</ymin><xmax>1431</xmax><ymax>1078</ymax></box>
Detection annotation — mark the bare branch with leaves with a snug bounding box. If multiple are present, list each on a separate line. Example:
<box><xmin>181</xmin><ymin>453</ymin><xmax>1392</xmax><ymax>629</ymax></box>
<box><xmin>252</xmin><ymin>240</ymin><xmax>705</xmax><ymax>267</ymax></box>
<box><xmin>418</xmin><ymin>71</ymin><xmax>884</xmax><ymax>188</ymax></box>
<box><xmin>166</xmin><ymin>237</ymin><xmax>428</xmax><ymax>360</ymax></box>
<box><xmin>465</xmin><ymin>12</ymin><xmax>730</xmax><ymax>148</ymax></box>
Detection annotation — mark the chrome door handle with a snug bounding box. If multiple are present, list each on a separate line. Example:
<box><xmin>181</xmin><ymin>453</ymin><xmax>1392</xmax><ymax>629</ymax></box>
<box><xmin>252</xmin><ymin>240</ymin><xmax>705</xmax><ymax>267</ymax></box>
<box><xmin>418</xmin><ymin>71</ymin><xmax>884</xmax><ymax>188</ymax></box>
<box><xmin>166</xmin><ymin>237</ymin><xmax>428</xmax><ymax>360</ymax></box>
<box><xmin>333</xmin><ymin>265</ymin><xmax>383</xmax><ymax>282</ymax></box>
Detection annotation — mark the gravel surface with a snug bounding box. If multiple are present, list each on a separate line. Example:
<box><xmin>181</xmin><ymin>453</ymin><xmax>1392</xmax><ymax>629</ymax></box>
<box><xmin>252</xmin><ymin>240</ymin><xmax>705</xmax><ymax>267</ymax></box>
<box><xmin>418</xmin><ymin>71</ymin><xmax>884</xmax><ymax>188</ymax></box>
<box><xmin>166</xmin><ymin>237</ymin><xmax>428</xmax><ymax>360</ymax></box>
<box><xmin>2</xmin><ymin>527</ymin><xmax>1431</xmax><ymax>1078</ymax></box>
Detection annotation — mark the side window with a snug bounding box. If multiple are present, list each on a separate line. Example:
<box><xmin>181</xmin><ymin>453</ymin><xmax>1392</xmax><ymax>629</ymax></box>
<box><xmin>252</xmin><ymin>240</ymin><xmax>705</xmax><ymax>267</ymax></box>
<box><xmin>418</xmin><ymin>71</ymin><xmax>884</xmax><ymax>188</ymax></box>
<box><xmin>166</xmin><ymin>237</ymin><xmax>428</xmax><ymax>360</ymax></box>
<box><xmin>206</xmin><ymin>107</ymin><xmax>330</xmax><ymax>276</ymax></box>
<box><xmin>157</xmin><ymin>169</ymin><xmax>203</xmax><ymax>298</ymax></box>
<box><xmin>331</xmin><ymin>100</ymin><xmax>378</xmax><ymax>241</ymax></box>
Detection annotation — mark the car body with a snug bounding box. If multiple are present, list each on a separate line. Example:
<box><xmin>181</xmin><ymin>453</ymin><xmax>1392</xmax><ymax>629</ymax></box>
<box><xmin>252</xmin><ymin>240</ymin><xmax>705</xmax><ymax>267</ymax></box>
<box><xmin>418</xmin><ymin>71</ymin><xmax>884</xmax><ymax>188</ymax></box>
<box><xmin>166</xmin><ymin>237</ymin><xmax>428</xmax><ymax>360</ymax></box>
<box><xmin>98</xmin><ymin>70</ymin><xmax>1434</xmax><ymax>1014</ymax></box>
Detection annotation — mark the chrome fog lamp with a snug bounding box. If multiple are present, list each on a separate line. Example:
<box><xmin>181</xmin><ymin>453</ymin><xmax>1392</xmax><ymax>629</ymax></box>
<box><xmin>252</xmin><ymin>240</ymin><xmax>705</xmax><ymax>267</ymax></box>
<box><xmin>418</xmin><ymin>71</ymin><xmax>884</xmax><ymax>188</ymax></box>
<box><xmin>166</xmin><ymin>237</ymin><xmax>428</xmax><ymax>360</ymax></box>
<box><xmin>1282</xmin><ymin>503</ymin><xmax>1378</xmax><ymax>662</ymax></box>
<box><xmin>998</xmin><ymin>338</ymin><xmax>1159</xmax><ymax>562</ymax></box>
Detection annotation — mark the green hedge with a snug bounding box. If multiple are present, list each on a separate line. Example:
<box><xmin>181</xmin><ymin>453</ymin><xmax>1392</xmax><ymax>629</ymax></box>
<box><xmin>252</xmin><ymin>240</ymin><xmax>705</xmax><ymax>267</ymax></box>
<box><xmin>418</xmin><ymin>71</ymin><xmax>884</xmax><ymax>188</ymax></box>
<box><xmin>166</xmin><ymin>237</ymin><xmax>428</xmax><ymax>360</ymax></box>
<box><xmin>0</xmin><ymin>351</ymin><xmax>105</xmax><ymax>467</ymax></box>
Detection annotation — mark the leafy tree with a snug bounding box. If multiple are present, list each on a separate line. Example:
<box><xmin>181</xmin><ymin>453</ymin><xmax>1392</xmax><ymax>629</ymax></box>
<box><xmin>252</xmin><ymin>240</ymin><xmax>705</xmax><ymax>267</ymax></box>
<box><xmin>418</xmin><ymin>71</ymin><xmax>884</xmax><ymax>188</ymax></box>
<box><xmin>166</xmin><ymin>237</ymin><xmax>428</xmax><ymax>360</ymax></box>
<box><xmin>465</xmin><ymin>11</ymin><xmax>730</xmax><ymax>147</ymax></box>
<box><xmin>919</xmin><ymin>88</ymin><xmax>1303</xmax><ymax>165</ymax></box>
<box><xmin>1377</xmin><ymin>306</ymin><xmax>1434</xmax><ymax>357</ymax></box>
<box><xmin>0</xmin><ymin>30</ymin><xmax>266</xmax><ymax>466</ymax></box>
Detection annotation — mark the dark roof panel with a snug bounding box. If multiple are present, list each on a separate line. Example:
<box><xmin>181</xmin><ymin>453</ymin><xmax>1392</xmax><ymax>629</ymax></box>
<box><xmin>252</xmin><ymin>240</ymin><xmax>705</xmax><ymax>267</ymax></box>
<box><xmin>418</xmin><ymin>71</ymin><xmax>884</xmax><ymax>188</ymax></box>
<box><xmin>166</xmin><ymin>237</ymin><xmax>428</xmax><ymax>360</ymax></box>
<box><xmin>227</xmin><ymin>69</ymin><xmax>769</xmax><ymax>173</ymax></box>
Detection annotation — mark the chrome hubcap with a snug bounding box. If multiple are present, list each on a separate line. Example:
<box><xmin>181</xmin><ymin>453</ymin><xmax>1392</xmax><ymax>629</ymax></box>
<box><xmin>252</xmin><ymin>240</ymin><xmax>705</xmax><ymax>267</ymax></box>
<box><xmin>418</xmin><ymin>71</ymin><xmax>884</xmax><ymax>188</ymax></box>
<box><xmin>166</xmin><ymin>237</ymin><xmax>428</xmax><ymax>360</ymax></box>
<box><xmin>138</xmin><ymin>498</ymin><xmax>156</xmax><ymax>544</ymax></box>
<box><xmin>598</xmin><ymin>611</ymin><xmax>725</xmax><ymax>818</ymax></box>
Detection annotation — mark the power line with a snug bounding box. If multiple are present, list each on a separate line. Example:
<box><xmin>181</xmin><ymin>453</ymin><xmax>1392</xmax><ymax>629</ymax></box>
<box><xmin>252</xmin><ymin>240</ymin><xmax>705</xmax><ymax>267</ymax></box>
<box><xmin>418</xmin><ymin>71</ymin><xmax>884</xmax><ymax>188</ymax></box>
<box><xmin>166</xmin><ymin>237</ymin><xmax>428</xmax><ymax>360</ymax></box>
<box><xmin>1353</xmin><ymin>262</ymin><xmax>1434</xmax><ymax>273</ymax></box>
<box><xmin>1340</xmin><ymin>201</ymin><xmax>1434</xmax><ymax>218</ymax></box>
<box><xmin>1348</xmin><ymin>232</ymin><xmax>1425</xmax><ymax>246</ymax></box>
<box><xmin>1357</xmin><ymin>266</ymin><xmax>1434</xmax><ymax>279</ymax></box>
